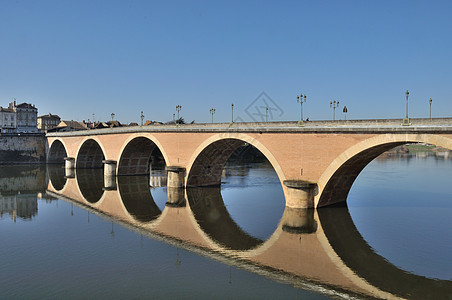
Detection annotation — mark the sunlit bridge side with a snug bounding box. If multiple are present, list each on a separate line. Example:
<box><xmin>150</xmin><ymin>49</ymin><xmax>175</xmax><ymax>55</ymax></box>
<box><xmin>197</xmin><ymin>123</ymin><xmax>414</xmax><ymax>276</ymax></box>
<box><xmin>317</xmin><ymin>134</ymin><xmax>452</xmax><ymax>207</ymax></box>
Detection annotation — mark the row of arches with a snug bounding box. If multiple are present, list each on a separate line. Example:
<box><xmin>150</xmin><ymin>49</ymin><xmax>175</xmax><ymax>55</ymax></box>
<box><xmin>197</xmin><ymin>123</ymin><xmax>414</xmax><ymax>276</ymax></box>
<box><xmin>48</xmin><ymin>137</ymin><xmax>262</xmax><ymax>187</ymax></box>
<box><xmin>48</xmin><ymin>133</ymin><xmax>452</xmax><ymax>207</ymax></box>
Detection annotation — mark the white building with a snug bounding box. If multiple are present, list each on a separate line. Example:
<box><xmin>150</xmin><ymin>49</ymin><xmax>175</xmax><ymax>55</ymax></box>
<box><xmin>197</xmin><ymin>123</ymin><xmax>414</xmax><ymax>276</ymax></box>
<box><xmin>0</xmin><ymin>107</ymin><xmax>17</xmax><ymax>133</ymax></box>
<box><xmin>9</xmin><ymin>101</ymin><xmax>38</xmax><ymax>133</ymax></box>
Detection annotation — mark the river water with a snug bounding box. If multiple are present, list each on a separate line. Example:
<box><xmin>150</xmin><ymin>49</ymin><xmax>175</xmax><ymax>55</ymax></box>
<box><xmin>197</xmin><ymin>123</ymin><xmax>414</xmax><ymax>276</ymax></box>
<box><xmin>0</xmin><ymin>151</ymin><xmax>451</xmax><ymax>299</ymax></box>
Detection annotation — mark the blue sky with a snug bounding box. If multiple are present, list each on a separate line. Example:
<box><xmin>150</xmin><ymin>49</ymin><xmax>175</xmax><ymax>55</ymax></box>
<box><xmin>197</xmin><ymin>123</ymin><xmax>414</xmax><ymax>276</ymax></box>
<box><xmin>0</xmin><ymin>0</ymin><xmax>451</xmax><ymax>124</ymax></box>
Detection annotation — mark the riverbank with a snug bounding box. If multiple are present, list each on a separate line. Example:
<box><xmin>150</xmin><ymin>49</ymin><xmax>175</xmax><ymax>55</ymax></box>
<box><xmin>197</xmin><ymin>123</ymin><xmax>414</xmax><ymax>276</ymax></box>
<box><xmin>0</xmin><ymin>133</ymin><xmax>46</xmax><ymax>164</ymax></box>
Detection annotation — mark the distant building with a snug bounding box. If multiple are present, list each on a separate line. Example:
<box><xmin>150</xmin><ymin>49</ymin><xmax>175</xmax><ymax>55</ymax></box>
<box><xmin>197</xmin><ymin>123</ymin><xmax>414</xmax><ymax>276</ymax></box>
<box><xmin>0</xmin><ymin>107</ymin><xmax>17</xmax><ymax>133</ymax></box>
<box><xmin>37</xmin><ymin>113</ymin><xmax>61</xmax><ymax>132</ymax></box>
<box><xmin>9</xmin><ymin>101</ymin><xmax>38</xmax><ymax>133</ymax></box>
<box><xmin>49</xmin><ymin>120</ymin><xmax>88</xmax><ymax>132</ymax></box>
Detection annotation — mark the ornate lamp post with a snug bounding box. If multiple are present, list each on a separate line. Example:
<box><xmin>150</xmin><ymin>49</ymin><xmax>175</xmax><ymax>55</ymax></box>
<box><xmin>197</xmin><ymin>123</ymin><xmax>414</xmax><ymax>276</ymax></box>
<box><xmin>429</xmin><ymin>98</ymin><xmax>432</xmax><ymax>120</ymax></box>
<box><xmin>210</xmin><ymin>108</ymin><xmax>215</xmax><ymax>123</ymax></box>
<box><xmin>140</xmin><ymin>111</ymin><xmax>144</xmax><ymax>126</ymax></box>
<box><xmin>231</xmin><ymin>103</ymin><xmax>234</xmax><ymax>123</ymax></box>
<box><xmin>111</xmin><ymin>113</ymin><xmax>115</xmax><ymax>121</ymax></box>
<box><xmin>176</xmin><ymin>105</ymin><xmax>182</xmax><ymax>120</ymax></box>
<box><xmin>403</xmin><ymin>90</ymin><xmax>410</xmax><ymax>126</ymax></box>
<box><xmin>330</xmin><ymin>100</ymin><xmax>339</xmax><ymax>121</ymax></box>
<box><xmin>297</xmin><ymin>94</ymin><xmax>307</xmax><ymax>126</ymax></box>
<box><xmin>343</xmin><ymin>106</ymin><xmax>348</xmax><ymax>120</ymax></box>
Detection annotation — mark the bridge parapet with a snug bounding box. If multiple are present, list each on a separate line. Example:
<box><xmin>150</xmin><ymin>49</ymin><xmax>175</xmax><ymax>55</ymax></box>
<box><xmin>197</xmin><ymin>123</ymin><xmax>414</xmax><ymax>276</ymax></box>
<box><xmin>46</xmin><ymin>118</ymin><xmax>452</xmax><ymax>136</ymax></box>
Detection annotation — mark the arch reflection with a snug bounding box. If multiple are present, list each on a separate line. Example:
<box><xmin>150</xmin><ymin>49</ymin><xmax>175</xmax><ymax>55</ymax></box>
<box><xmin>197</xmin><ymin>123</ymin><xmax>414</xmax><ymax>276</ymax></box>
<box><xmin>318</xmin><ymin>205</ymin><xmax>452</xmax><ymax>299</ymax></box>
<box><xmin>76</xmin><ymin>169</ymin><xmax>104</xmax><ymax>203</ymax></box>
<box><xmin>117</xmin><ymin>176</ymin><xmax>161</xmax><ymax>222</ymax></box>
<box><xmin>186</xmin><ymin>187</ymin><xmax>263</xmax><ymax>251</ymax></box>
<box><xmin>47</xmin><ymin>165</ymin><xmax>67</xmax><ymax>191</ymax></box>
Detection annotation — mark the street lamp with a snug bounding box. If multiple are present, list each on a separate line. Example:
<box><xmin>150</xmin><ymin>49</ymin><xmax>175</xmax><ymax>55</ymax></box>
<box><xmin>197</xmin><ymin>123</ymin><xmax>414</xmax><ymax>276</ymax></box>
<box><xmin>210</xmin><ymin>108</ymin><xmax>216</xmax><ymax>123</ymax></box>
<box><xmin>403</xmin><ymin>90</ymin><xmax>410</xmax><ymax>126</ymax></box>
<box><xmin>176</xmin><ymin>105</ymin><xmax>182</xmax><ymax>122</ymax></box>
<box><xmin>111</xmin><ymin>113</ymin><xmax>115</xmax><ymax>121</ymax></box>
<box><xmin>140</xmin><ymin>111</ymin><xmax>144</xmax><ymax>126</ymax></box>
<box><xmin>265</xmin><ymin>107</ymin><xmax>269</xmax><ymax>122</ymax></box>
<box><xmin>231</xmin><ymin>103</ymin><xmax>234</xmax><ymax>123</ymax></box>
<box><xmin>297</xmin><ymin>94</ymin><xmax>307</xmax><ymax>126</ymax></box>
<box><xmin>429</xmin><ymin>98</ymin><xmax>432</xmax><ymax>120</ymax></box>
<box><xmin>330</xmin><ymin>100</ymin><xmax>339</xmax><ymax>121</ymax></box>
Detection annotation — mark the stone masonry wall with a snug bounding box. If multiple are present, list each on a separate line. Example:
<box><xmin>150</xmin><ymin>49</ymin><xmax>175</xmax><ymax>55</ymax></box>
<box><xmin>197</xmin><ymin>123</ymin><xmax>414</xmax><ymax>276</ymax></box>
<box><xmin>0</xmin><ymin>133</ymin><xmax>46</xmax><ymax>164</ymax></box>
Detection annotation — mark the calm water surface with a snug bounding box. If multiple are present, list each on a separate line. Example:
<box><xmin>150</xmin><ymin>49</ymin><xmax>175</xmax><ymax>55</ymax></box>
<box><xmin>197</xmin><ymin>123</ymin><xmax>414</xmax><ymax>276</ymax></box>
<box><xmin>0</xmin><ymin>153</ymin><xmax>451</xmax><ymax>299</ymax></box>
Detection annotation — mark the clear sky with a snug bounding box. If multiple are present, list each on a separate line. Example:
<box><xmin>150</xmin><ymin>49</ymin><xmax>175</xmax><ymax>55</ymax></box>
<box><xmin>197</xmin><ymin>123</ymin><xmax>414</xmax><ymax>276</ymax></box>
<box><xmin>0</xmin><ymin>0</ymin><xmax>451</xmax><ymax>124</ymax></box>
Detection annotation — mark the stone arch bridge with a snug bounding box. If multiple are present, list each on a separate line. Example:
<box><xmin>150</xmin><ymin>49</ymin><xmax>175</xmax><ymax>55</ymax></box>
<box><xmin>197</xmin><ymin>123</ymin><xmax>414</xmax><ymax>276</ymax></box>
<box><xmin>46</xmin><ymin>120</ymin><xmax>452</xmax><ymax>208</ymax></box>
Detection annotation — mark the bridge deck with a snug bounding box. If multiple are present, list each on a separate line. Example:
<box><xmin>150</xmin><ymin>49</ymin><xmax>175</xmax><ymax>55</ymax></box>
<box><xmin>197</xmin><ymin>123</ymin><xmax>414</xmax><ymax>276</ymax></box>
<box><xmin>47</xmin><ymin>118</ymin><xmax>452</xmax><ymax>136</ymax></box>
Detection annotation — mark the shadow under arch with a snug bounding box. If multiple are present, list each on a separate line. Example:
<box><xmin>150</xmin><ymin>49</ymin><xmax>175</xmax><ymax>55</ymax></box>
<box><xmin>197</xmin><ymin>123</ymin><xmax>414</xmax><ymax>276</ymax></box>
<box><xmin>117</xmin><ymin>176</ymin><xmax>162</xmax><ymax>222</ymax></box>
<box><xmin>47</xmin><ymin>165</ymin><xmax>67</xmax><ymax>191</ymax></box>
<box><xmin>186</xmin><ymin>187</ymin><xmax>263</xmax><ymax>251</ymax></box>
<box><xmin>48</xmin><ymin>139</ymin><xmax>67</xmax><ymax>164</ymax></box>
<box><xmin>76</xmin><ymin>169</ymin><xmax>104</xmax><ymax>204</ymax></box>
<box><xmin>318</xmin><ymin>205</ymin><xmax>452</xmax><ymax>299</ymax></box>
<box><xmin>117</xmin><ymin>136</ymin><xmax>167</xmax><ymax>176</ymax></box>
<box><xmin>317</xmin><ymin>134</ymin><xmax>452</xmax><ymax>207</ymax></box>
<box><xmin>76</xmin><ymin>139</ymin><xmax>105</xmax><ymax>169</ymax></box>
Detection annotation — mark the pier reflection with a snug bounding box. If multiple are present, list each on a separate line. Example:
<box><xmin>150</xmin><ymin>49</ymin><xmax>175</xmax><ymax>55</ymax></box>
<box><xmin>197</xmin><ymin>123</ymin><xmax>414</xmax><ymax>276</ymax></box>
<box><xmin>45</xmin><ymin>168</ymin><xmax>452</xmax><ymax>299</ymax></box>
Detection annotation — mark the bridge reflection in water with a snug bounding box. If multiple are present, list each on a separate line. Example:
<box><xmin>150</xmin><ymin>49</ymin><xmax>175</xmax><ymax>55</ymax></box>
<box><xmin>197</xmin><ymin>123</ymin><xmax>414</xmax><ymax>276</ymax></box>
<box><xmin>46</xmin><ymin>167</ymin><xmax>452</xmax><ymax>299</ymax></box>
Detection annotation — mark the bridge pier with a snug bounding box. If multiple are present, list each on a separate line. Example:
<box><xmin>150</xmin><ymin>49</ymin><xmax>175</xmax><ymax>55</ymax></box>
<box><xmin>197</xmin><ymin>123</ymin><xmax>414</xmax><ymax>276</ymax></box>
<box><xmin>102</xmin><ymin>160</ymin><xmax>117</xmax><ymax>190</ymax></box>
<box><xmin>281</xmin><ymin>207</ymin><xmax>317</xmax><ymax>234</ymax></box>
<box><xmin>103</xmin><ymin>160</ymin><xmax>117</xmax><ymax>176</ymax></box>
<box><xmin>166</xmin><ymin>166</ymin><xmax>186</xmax><ymax>188</ymax></box>
<box><xmin>65</xmin><ymin>168</ymin><xmax>75</xmax><ymax>179</ymax></box>
<box><xmin>64</xmin><ymin>157</ymin><xmax>75</xmax><ymax>169</ymax></box>
<box><xmin>283</xmin><ymin>180</ymin><xmax>317</xmax><ymax>209</ymax></box>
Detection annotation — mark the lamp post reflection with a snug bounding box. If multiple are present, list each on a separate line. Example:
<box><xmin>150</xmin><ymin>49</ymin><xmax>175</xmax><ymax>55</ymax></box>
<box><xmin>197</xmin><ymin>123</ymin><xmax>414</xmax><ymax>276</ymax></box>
<box><xmin>110</xmin><ymin>222</ymin><xmax>115</xmax><ymax>238</ymax></box>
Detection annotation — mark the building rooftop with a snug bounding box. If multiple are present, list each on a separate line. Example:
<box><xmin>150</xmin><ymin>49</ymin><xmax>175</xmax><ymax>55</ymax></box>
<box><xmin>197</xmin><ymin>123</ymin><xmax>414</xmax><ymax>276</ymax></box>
<box><xmin>38</xmin><ymin>113</ymin><xmax>60</xmax><ymax>119</ymax></box>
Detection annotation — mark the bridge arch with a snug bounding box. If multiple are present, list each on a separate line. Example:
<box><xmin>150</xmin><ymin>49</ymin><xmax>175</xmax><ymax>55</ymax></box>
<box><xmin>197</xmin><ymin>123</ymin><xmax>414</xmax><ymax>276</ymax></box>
<box><xmin>48</xmin><ymin>139</ymin><xmax>68</xmax><ymax>164</ymax></box>
<box><xmin>75</xmin><ymin>138</ymin><xmax>106</xmax><ymax>169</ymax></box>
<box><xmin>117</xmin><ymin>134</ymin><xmax>169</xmax><ymax>176</ymax></box>
<box><xmin>316</xmin><ymin>133</ymin><xmax>452</xmax><ymax>207</ymax></box>
<box><xmin>185</xmin><ymin>133</ymin><xmax>285</xmax><ymax>187</ymax></box>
